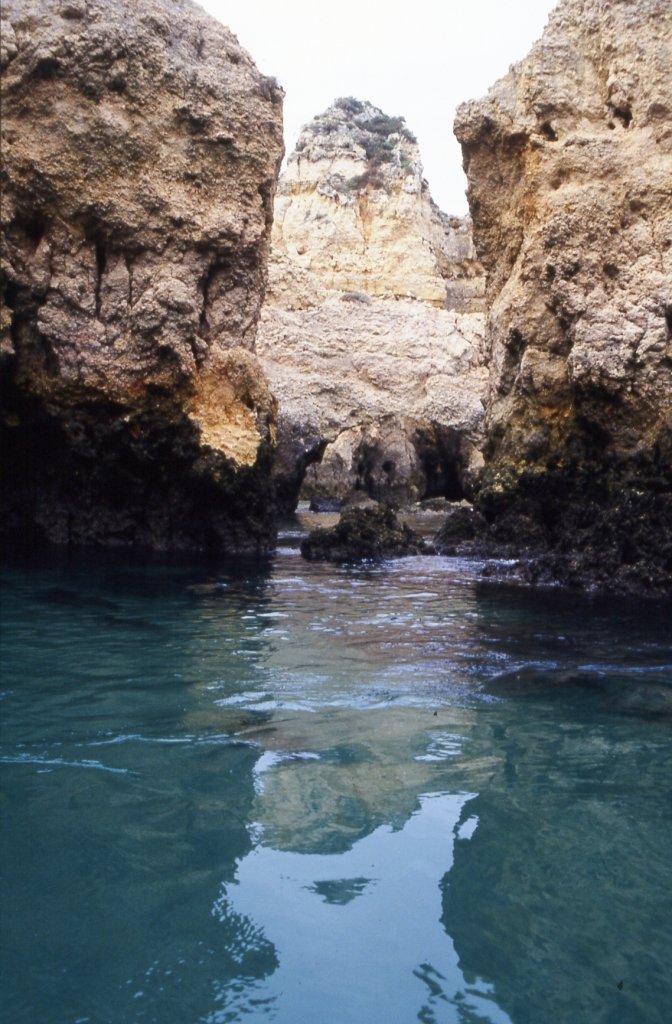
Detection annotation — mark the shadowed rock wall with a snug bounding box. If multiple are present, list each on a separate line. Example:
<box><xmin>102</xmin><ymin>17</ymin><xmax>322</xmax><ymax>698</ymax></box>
<box><xmin>455</xmin><ymin>0</ymin><xmax>672</xmax><ymax>595</ymax></box>
<box><xmin>0</xmin><ymin>0</ymin><xmax>284</xmax><ymax>551</ymax></box>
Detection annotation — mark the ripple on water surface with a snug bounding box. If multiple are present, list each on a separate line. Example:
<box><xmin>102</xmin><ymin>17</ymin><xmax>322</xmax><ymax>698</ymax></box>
<box><xmin>1</xmin><ymin>549</ymin><xmax>671</xmax><ymax>1024</ymax></box>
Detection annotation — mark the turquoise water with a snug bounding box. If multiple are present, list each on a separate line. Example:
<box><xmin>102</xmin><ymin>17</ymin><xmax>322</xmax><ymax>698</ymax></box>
<box><xmin>1</xmin><ymin>538</ymin><xmax>671</xmax><ymax>1024</ymax></box>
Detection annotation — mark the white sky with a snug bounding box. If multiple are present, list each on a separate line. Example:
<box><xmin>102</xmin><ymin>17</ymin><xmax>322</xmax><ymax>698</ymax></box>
<box><xmin>197</xmin><ymin>0</ymin><xmax>557</xmax><ymax>214</ymax></box>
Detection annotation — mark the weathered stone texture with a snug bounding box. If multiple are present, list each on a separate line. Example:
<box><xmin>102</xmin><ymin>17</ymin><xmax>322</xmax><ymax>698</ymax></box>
<box><xmin>455</xmin><ymin>0</ymin><xmax>672</xmax><ymax>595</ymax></box>
<box><xmin>259</xmin><ymin>100</ymin><xmax>487</xmax><ymax>510</ymax></box>
<box><xmin>1</xmin><ymin>0</ymin><xmax>284</xmax><ymax>551</ymax></box>
<box><xmin>259</xmin><ymin>296</ymin><xmax>487</xmax><ymax>507</ymax></box>
<box><xmin>300</xmin><ymin>504</ymin><xmax>429</xmax><ymax>563</ymax></box>
<box><xmin>272</xmin><ymin>99</ymin><xmax>484</xmax><ymax>311</ymax></box>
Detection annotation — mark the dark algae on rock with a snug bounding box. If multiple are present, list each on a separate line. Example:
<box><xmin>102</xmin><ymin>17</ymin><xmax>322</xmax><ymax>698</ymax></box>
<box><xmin>0</xmin><ymin>0</ymin><xmax>284</xmax><ymax>553</ymax></box>
<box><xmin>476</xmin><ymin>460</ymin><xmax>672</xmax><ymax>596</ymax></box>
<box><xmin>455</xmin><ymin>0</ymin><xmax>672</xmax><ymax>597</ymax></box>
<box><xmin>300</xmin><ymin>504</ymin><xmax>429</xmax><ymax>562</ymax></box>
<box><xmin>432</xmin><ymin>501</ymin><xmax>488</xmax><ymax>555</ymax></box>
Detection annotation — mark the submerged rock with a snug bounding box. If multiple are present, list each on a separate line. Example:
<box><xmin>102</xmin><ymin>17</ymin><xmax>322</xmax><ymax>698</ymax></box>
<box><xmin>300</xmin><ymin>504</ymin><xmax>429</xmax><ymax>562</ymax></box>
<box><xmin>0</xmin><ymin>0</ymin><xmax>284</xmax><ymax>552</ymax></box>
<box><xmin>455</xmin><ymin>0</ymin><xmax>672</xmax><ymax>596</ymax></box>
<box><xmin>433</xmin><ymin>502</ymin><xmax>488</xmax><ymax>555</ymax></box>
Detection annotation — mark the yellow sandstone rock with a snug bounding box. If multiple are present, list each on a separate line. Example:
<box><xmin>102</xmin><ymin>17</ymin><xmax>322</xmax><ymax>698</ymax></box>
<box><xmin>0</xmin><ymin>0</ymin><xmax>284</xmax><ymax>551</ymax></box>
<box><xmin>258</xmin><ymin>100</ymin><xmax>488</xmax><ymax>507</ymax></box>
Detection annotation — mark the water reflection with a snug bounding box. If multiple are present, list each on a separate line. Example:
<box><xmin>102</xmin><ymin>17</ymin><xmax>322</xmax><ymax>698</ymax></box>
<box><xmin>236</xmin><ymin>706</ymin><xmax>496</xmax><ymax>852</ymax></box>
<box><xmin>443</xmin><ymin>709</ymin><xmax>672</xmax><ymax>1024</ymax></box>
<box><xmin>2</xmin><ymin>549</ymin><xmax>671</xmax><ymax>1024</ymax></box>
<box><xmin>195</xmin><ymin>698</ymin><xmax>508</xmax><ymax>1022</ymax></box>
<box><xmin>214</xmin><ymin>784</ymin><xmax>512</xmax><ymax>1024</ymax></box>
<box><xmin>210</xmin><ymin>692</ymin><xmax>672</xmax><ymax>1024</ymax></box>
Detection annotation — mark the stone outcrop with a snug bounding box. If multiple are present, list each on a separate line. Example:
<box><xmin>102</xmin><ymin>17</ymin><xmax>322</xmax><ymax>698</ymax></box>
<box><xmin>300</xmin><ymin>504</ymin><xmax>429</xmax><ymax>562</ymax></box>
<box><xmin>0</xmin><ymin>0</ymin><xmax>284</xmax><ymax>551</ymax></box>
<box><xmin>258</xmin><ymin>99</ymin><xmax>487</xmax><ymax>510</ymax></box>
<box><xmin>455</xmin><ymin>0</ymin><xmax>672</xmax><ymax>596</ymax></box>
<box><xmin>260</xmin><ymin>295</ymin><xmax>488</xmax><ymax>509</ymax></box>
<box><xmin>271</xmin><ymin>98</ymin><xmax>484</xmax><ymax>312</ymax></box>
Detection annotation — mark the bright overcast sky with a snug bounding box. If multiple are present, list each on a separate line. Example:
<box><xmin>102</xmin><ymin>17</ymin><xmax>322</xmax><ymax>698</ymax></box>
<box><xmin>197</xmin><ymin>0</ymin><xmax>557</xmax><ymax>214</ymax></box>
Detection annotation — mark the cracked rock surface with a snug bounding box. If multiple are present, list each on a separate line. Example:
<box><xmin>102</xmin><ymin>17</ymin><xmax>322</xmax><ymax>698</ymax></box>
<box><xmin>455</xmin><ymin>0</ymin><xmax>672</xmax><ymax>595</ymax></box>
<box><xmin>1</xmin><ymin>0</ymin><xmax>283</xmax><ymax>551</ymax></box>
<box><xmin>258</xmin><ymin>100</ymin><xmax>487</xmax><ymax>510</ymax></box>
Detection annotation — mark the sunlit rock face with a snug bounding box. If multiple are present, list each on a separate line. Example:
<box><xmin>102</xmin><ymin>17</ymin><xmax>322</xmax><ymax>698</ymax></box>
<box><xmin>455</xmin><ymin>0</ymin><xmax>672</xmax><ymax>595</ymax></box>
<box><xmin>258</xmin><ymin>99</ymin><xmax>487</xmax><ymax>509</ymax></box>
<box><xmin>0</xmin><ymin>0</ymin><xmax>283</xmax><ymax>551</ymax></box>
<box><xmin>271</xmin><ymin>97</ymin><xmax>484</xmax><ymax>311</ymax></box>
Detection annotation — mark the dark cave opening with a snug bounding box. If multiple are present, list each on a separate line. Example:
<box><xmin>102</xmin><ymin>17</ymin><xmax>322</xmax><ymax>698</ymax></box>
<box><xmin>94</xmin><ymin>238</ymin><xmax>107</xmax><ymax>318</ymax></box>
<box><xmin>2</xmin><ymin>278</ymin><xmax>19</xmax><ymax>310</ymax></box>
<box><xmin>8</xmin><ymin>212</ymin><xmax>46</xmax><ymax>252</ymax></box>
<box><xmin>31</xmin><ymin>57</ymin><xmax>60</xmax><ymax>82</ymax></box>
<box><xmin>610</xmin><ymin>105</ymin><xmax>633</xmax><ymax>129</ymax></box>
<box><xmin>414</xmin><ymin>426</ymin><xmax>468</xmax><ymax>502</ymax></box>
<box><xmin>421</xmin><ymin>451</ymin><xmax>465</xmax><ymax>501</ymax></box>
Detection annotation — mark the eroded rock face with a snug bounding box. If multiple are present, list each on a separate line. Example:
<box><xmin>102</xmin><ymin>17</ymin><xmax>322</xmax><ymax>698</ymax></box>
<box><xmin>258</xmin><ymin>100</ymin><xmax>487</xmax><ymax>510</ymax></box>
<box><xmin>455</xmin><ymin>0</ymin><xmax>672</xmax><ymax>595</ymax></box>
<box><xmin>272</xmin><ymin>98</ymin><xmax>484</xmax><ymax>311</ymax></box>
<box><xmin>260</xmin><ymin>297</ymin><xmax>487</xmax><ymax>508</ymax></box>
<box><xmin>0</xmin><ymin>0</ymin><xmax>284</xmax><ymax>551</ymax></box>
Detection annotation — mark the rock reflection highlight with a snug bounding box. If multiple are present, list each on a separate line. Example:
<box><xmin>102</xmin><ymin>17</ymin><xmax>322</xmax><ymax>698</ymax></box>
<box><xmin>242</xmin><ymin>707</ymin><xmax>493</xmax><ymax>855</ymax></box>
<box><xmin>214</xmin><ymin>777</ymin><xmax>512</xmax><ymax>1024</ymax></box>
<box><xmin>443</xmin><ymin>712</ymin><xmax>672</xmax><ymax>1024</ymax></box>
<box><xmin>1</xmin><ymin>551</ymin><xmax>670</xmax><ymax>1023</ymax></box>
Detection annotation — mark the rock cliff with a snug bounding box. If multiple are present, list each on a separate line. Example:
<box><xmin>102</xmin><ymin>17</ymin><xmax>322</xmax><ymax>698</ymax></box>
<box><xmin>271</xmin><ymin>98</ymin><xmax>484</xmax><ymax>312</ymax></box>
<box><xmin>0</xmin><ymin>0</ymin><xmax>284</xmax><ymax>551</ymax></box>
<box><xmin>455</xmin><ymin>0</ymin><xmax>672</xmax><ymax>595</ymax></box>
<box><xmin>258</xmin><ymin>100</ymin><xmax>487</xmax><ymax>509</ymax></box>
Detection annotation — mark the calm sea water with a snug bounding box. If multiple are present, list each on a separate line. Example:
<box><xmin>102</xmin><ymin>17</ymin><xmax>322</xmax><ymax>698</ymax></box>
<box><xmin>1</xmin><ymin>523</ymin><xmax>671</xmax><ymax>1024</ymax></box>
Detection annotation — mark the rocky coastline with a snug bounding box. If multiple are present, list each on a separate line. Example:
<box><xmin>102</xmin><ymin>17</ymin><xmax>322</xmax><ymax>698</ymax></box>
<box><xmin>455</xmin><ymin>0</ymin><xmax>672</xmax><ymax>597</ymax></box>
<box><xmin>1</xmin><ymin>0</ymin><xmax>670</xmax><ymax>598</ymax></box>
<box><xmin>1</xmin><ymin>0</ymin><xmax>283</xmax><ymax>553</ymax></box>
<box><xmin>257</xmin><ymin>98</ymin><xmax>487</xmax><ymax>513</ymax></box>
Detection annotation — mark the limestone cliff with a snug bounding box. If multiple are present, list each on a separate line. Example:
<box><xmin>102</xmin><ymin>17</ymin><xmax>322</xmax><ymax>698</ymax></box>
<box><xmin>455</xmin><ymin>0</ymin><xmax>672</xmax><ymax>595</ymax></box>
<box><xmin>0</xmin><ymin>0</ymin><xmax>283</xmax><ymax>551</ymax></box>
<box><xmin>258</xmin><ymin>100</ymin><xmax>487</xmax><ymax>509</ymax></box>
<box><xmin>271</xmin><ymin>97</ymin><xmax>484</xmax><ymax>312</ymax></box>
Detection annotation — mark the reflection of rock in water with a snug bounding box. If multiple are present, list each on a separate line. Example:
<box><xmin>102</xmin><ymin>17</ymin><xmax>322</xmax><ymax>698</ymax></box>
<box><xmin>308</xmin><ymin>876</ymin><xmax>372</xmax><ymax>905</ymax></box>
<box><xmin>253</xmin><ymin>750</ymin><xmax>428</xmax><ymax>854</ymax></box>
<box><xmin>442</xmin><ymin>713</ymin><xmax>672</xmax><ymax>1024</ymax></box>
<box><xmin>240</xmin><ymin>707</ymin><xmax>496</xmax><ymax>854</ymax></box>
<box><xmin>210</xmin><ymin>900</ymin><xmax>278</xmax><ymax>974</ymax></box>
<box><xmin>214</xmin><ymin>791</ymin><xmax>513</xmax><ymax>1024</ymax></box>
<box><xmin>485</xmin><ymin>667</ymin><xmax>672</xmax><ymax>720</ymax></box>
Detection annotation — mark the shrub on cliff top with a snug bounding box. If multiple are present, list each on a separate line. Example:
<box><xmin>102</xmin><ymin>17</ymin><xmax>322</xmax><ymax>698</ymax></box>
<box><xmin>344</xmin><ymin>169</ymin><xmax>387</xmax><ymax>192</ymax></box>
<box><xmin>335</xmin><ymin>96</ymin><xmax>365</xmax><ymax>115</ymax></box>
<box><xmin>365</xmin><ymin>113</ymin><xmax>406</xmax><ymax>137</ymax></box>
<box><xmin>362</xmin><ymin>113</ymin><xmax>416</xmax><ymax>144</ymax></box>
